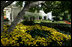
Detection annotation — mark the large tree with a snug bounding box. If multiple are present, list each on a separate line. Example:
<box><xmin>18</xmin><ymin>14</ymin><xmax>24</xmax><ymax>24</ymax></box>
<box><xmin>7</xmin><ymin>1</ymin><xmax>45</xmax><ymax>33</ymax></box>
<box><xmin>41</xmin><ymin>1</ymin><xmax>71</xmax><ymax>21</ymax></box>
<box><xmin>1</xmin><ymin>1</ymin><xmax>14</xmax><ymax>32</ymax></box>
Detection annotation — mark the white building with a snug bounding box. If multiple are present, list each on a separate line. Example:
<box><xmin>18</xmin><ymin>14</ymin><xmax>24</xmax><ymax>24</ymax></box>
<box><xmin>4</xmin><ymin>4</ymin><xmax>21</xmax><ymax>21</ymax></box>
<box><xmin>39</xmin><ymin>10</ymin><xmax>53</xmax><ymax>21</ymax></box>
<box><xmin>4</xmin><ymin>4</ymin><xmax>54</xmax><ymax>24</ymax></box>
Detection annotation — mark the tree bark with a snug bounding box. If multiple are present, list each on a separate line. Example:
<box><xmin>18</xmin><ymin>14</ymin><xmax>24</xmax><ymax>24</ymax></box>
<box><xmin>1</xmin><ymin>8</ymin><xmax>4</xmax><ymax>32</ymax></box>
<box><xmin>7</xmin><ymin>1</ymin><xmax>45</xmax><ymax>33</ymax></box>
<box><xmin>2</xmin><ymin>1</ymin><xmax>14</xmax><ymax>8</ymax></box>
<box><xmin>8</xmin><ymin>2</ymin><xmax>31</xmax><ymax>33</ymax></box>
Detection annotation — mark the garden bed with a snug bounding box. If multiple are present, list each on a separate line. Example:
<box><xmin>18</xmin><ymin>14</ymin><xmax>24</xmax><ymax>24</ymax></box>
<box><xmin>1</xmin><ymin>23</ymin><xmax>71</xmax><ymax>46</ymax></box>
<box><xmin>35</xmin><ymin>22</ymin><xmax>71</xmax><ymax>32</ymax></box>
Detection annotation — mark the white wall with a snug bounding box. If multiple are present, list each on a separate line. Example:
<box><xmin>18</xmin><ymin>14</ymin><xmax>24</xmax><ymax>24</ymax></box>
<box><xmin>4</xmin><ymin>8</ymin><xmax>11</xmax><ymax>21</ymax></box>
<box><xmin>11</xmin><ymin>7</ymin><xmax>21</xmax><ymax>22</ymax></box>
<box><xmin>39</xmin><ymin>10</ymin><xmax>53</xmax><ymax>20</ymax></box>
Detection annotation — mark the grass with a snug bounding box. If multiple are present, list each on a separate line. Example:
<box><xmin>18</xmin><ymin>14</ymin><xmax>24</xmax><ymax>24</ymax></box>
<box><xmin>34</xmin><ymin>20</ymin><xmax>66</xmax><ymax>24</ymax></box>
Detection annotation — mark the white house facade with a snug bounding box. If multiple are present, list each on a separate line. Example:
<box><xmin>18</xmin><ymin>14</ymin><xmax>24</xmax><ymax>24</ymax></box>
<box><xmin>4</xmin><ymin>4</ymin><xmax>54</xmax><ymax>24</ymax></box>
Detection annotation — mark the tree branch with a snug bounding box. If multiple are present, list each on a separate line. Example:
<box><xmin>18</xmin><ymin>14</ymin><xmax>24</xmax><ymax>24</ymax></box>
<box><xmin>29</xmin><ymin>1</ymin><xmax>45</xmax><ymax>7</ymax></box>
<box><xmin>41</xmin><ymin>3</ymin><xmax>64</xmax><ymax>9</ymax></box>
<box><xmin>1</xmin><ymin>1</ymin><xmax>6</xmax><ymax>9</ymax></box>
<box><xmin>7</xmin><ymin>1</ymin><xmax>45</xmax><ymax>33</ymax></box>
<box><xmin>3</xmin><ymin>1</ymin><xmax>14</xmax><ymax>8</ymax></box>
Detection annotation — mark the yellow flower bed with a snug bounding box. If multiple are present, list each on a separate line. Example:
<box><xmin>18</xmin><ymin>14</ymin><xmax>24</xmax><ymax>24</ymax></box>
<box><xmin>1</xmin><ymin>23</ymin><xmax>71</xmax><ymax>46</ymax></box>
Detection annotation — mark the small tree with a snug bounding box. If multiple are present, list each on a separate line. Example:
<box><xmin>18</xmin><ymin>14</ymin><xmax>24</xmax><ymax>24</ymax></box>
<box><xmin>32</xmin><ymin>16</ymin><xmax>36</xmax><ymax>21</ymax></box>
<box><xmin>39</xmin><ymin>16</ymin><xmax>42</xmax><ymax>20</ymax></box>
<box><xmin>44</xmin><ymin>16</ymin><xmax>46</xmax><ymax>20</ymax></box>
<box><xmin>23</xmin><ymin>16</ymin><xmax>29</xmax><ymax>21</ymax></box>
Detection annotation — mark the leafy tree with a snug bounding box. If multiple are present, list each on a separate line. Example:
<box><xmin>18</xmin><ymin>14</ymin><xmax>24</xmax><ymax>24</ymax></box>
<box><xmin>41</xmin><ymin>1</ymin><xmax>71</xmax><ymax>21</ymax></box>
<box><xmin>39</xmin><ymin>16</ymin><xmax>42</xmax><ymax>19</ymax></box>
<box><xmin>16</xmin><ymin>1</ymin><xmax>23</xmax><ymax>7</ymax></box>
<box><xmin>1</xmin><ymin>1</ymin><xmax>71</xmax><ymax>33</ymax></box>
<box><xmin>7</xmin><ymin>1</ymin><xmax>45</xmax><ymax>33</ymax></box>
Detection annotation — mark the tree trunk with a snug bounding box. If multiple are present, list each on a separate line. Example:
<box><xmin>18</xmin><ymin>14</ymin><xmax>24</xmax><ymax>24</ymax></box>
<box><xmin>8</xmin><ymin>2</ymin><xmax>31</xmax><ymax>33</ymax></box>
<box><xmin>1</xmin><ymin>8</ymin><xmax>4</xmax><ymax>32</ymax></box>
<box><xmin>7</xmin><ymin>1</ymin><xmax>45</xmax><ymax>33</ymax></box>
<box><xmin>8</xmin><ymin>11</ymin><xmax>25</xmax><ymax>32</ymax></box>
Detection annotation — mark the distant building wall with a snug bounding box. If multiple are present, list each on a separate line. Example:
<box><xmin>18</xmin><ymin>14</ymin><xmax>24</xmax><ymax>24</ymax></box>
<box><xmin>11</xmin><ymin>7</ymin><xmax>21</xmax><ymax>22</ymax></box>
<box><xmin>4</xmin><ymin>8</ymin><xmax>11</xmax><ymax>19</ymax></box>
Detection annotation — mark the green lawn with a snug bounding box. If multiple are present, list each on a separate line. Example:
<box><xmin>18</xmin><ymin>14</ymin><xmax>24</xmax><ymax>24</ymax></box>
<box><xmin>34</xmin><ymin>20</ymin><xmax>66</xmax><ymax>24</ymax></box>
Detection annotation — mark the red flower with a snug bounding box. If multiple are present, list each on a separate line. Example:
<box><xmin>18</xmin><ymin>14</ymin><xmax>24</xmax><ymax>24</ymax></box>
<box><xmin>4</xmin><ymin>16</ymin><xmax>6</xmax><ymax>19</ymax></box>
<box><xmin>64</xmin><ymin>20</ymin><xmax>71</xmax><ymax>24</ymax></box>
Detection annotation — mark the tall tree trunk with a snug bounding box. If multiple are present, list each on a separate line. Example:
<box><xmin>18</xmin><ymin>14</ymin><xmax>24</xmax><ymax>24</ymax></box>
<box><xmin>1</xmin><ymin>8</ymin><xmax>4</xmax><ymax>32</ymax></box>
<box><xmin>8</xmin><ymin>2</ymin><xmax>31</xmax><ymax>33</ymax></box>
<box><xmin>7</xmin><ymin>1</ymin><xmax>45</xmax><ymax>33</ymax></box>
